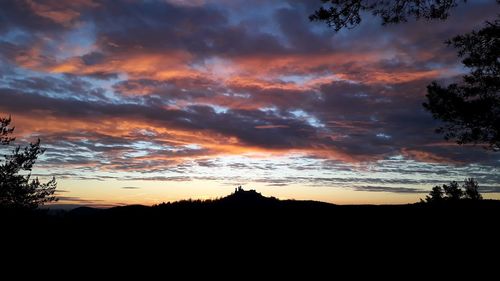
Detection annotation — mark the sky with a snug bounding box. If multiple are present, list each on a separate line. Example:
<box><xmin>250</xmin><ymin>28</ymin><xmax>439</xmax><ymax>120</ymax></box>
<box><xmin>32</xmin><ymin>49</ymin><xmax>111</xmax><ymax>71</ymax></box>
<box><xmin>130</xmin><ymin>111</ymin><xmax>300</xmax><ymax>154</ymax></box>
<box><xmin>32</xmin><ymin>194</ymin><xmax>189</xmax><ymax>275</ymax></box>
<box><xmin>1</xmin><ymin>0</ymin><xmax>499</xmax><ymax>207</ymax></box>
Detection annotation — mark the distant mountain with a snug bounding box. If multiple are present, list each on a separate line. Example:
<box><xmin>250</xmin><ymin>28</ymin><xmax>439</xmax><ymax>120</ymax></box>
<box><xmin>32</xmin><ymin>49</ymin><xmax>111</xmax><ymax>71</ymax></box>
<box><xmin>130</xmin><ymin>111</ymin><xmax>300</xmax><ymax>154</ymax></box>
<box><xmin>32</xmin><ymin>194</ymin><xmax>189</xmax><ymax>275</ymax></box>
<box><xmin>57</xmin><ymin>188</ymin><xmax>337</xmax><ymax>222</ymax></box>
<box><xmin>154</xmin><ymin>187</ymin><xmax>336</xmax><ymax>210</ymax></box>
<box><xmin>54</xmin><ymin>188</ymin><xmax>500</xmax><ymax>216</ymax></box>
<box><xmin>68</xmin><ymin>206</ymin><xmax>104</xmax><ymax>216</ymax></box>
<box><xmin>4</xmin><ymin>188</ymin><xmax>500</xmax><ymax>264</ymax></box>
<box><xmin>3</xmin><ymin>188</ymin><xmax>500</xmax><ymax>247</ymax></box>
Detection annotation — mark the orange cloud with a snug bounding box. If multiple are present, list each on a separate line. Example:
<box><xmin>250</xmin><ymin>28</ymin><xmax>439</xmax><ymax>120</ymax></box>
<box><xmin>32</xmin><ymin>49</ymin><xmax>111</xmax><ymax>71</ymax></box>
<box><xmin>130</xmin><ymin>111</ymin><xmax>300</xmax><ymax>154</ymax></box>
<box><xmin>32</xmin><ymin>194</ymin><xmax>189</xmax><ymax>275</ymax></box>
<box><xmin>26</xmin><ymin>0</ymin><xmax>99</xmax><ymax>26</ymax></box>
<box><xmin>338</xmin><ymin>69</ymin><xmax>444</xmax><ymax>84</ymax></box>
<box><xmin>225</xmin><ymin>76</ymin><xmax>305</xmax><ymax>91</ymax></box>
<box><xmin>47</xmin><ymin>51</ymin><xmax>195</xmax><ymax>79</ymax></box>
<box><xmin>400</xmin><ymin>148</ymin><xmax>456</xmax><ymax>164</ymax></box>
<box><xmin>14</xmin><ymin>40</ymin><xmax>452</xmax><ymax>101</ymax></box>
<box><xmin>7</xmin><ymin>110</ymin><xmax>363</xmax><ymax>171</ymax></box>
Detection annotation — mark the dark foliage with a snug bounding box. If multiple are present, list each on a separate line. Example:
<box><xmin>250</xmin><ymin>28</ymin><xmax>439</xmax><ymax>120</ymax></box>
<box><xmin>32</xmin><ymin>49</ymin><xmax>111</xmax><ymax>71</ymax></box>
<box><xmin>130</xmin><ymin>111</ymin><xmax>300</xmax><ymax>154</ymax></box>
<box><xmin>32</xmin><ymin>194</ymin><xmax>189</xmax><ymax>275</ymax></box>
<box><xmin>3</xmin><ymin>187</ymin><xmax>500</xmax><ymax>247</ymax></box>
<box><xmin>3</xmin><ymin>186</ymin><xmax>499</xmax><ymax>263</ymax></box>
<box><xmin>155</xmin><ymin>187</ymin><xmax>292</xmax><ymax>210</ymax></box>
<box><xmin>0</xmin><ymin>116</ymin><xmax>57</xmax><ymax>209</ymax></box>
<box><xmin>0</xmin><ymin>116</ymin><xmax>15</xmax><ymax>145</ymax></box>
<box><xmin>424</xmin><ymin>18</ymin><xmax>500</xmax><ymax>151</ymax></box>
<box><xmin>309</xmin><ymin>0</ymin><xmax>469</xmax><ymax>31</ymax></box>
<box><xmin>463</xmin><ymin>177</ymin><xmax>482</xmax><ymax>200</ymax></box>
<box><xmin>443</xmin><ymin>181</ymin><xmax>463</xmax><ymax>200</ymax></box>
<box><xmin>424</xmin><ymin>178</ymin><xmax>483</xmax><ymax>203</ymax></box>
<box><xmin>425</xmin><ymin>185</ymin><xmax>444</xmax><ymax>203</ymax></box>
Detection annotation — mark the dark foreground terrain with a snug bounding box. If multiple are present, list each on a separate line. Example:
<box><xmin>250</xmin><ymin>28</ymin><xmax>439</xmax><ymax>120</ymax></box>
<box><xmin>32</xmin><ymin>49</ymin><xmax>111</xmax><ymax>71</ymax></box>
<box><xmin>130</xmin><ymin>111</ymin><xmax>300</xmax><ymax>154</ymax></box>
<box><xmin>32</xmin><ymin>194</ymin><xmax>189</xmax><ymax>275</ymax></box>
<box><xmin>3</xmin><ymin>189</ymin><xmax>500</xmax><ymax>262</ymax></box>
<box><xmin>4</xmin><ymin>189</ymin><xmax>500</xmax><ymax>234</ymax></box>
<box><xmin>0</xmin><ymin>191</ymin><xmax>500</xmax><ymax>270</ymax></box>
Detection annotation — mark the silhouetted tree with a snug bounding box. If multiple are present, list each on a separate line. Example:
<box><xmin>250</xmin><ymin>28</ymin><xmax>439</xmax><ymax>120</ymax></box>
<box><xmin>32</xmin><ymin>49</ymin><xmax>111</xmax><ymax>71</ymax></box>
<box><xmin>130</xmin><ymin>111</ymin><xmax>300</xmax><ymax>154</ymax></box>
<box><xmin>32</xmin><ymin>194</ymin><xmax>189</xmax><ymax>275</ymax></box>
<box><xmin>309</xmin><ymin>0</ymin><xmax>470</xmax><ymax>31</ymax></box>
<box><xmin>424</xmin><ymin>19</ymin><xmax>500</xmax><ymax>151</ymax></box>
<box><xmin>1</xmin><ymin>116</ymin><xmax>14</xmax><ymax>144</ymax></box>
<box><xmin>423</xmin><ymin>178</ymin><xmax>484</xmax><ymax>203</ymax></box>
<box><xmin>425</xmin><ymin>185</ymin><xmax>444</xmax><ymax>203</ymax></box>
<box><xmin>463</xmin><ymin>178</ymin><xmax>482</xmax><ymax>200</ymax></box>
<box><xmin>0</xmin><ymin>116</ymin><xmax>57</xmax><ymax>209</ymax></box>
<box><xmin>443</xmin><ymin>181</ymin><xmax>463</xmax><ymax>200</ymax></box>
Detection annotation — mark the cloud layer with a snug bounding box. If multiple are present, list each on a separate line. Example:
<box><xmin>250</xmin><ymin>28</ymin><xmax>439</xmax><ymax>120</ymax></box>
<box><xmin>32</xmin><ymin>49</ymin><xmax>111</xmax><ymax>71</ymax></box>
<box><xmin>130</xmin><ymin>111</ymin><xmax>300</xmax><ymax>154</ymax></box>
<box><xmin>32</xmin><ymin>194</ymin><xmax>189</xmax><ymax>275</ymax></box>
<box><xmin>1</xmin><ymin>0</ymin><xmax>499</xmax><ymax>199</ymax></box>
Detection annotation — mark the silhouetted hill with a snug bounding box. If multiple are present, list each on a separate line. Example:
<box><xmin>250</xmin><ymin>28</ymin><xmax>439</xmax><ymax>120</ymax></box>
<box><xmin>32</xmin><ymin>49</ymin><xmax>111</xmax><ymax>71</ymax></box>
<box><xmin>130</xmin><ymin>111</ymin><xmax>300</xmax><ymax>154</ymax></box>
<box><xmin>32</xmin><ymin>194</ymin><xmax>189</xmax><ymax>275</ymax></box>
<box><xmin>69</xmin><ymin>206</ymin><xmax>104</xmax><ymax>216</ymax></box>
<box><xmin>42</xmin><ymin>188</ymin><xmax>500</xmax><ymax>217</ymax></box>
<box><xmin>152</xmin><ymin>188</ymin><xmax>336</xmax><ymax>211</ymax></box>
<box><xmin>3</xmin><ymin>188</ymin><xmax>500</xmax><ymax>265</ymax></box>
<box><xmin>3</xmin><ymin>188</ymin><xmax>500</xmax><ymax>248</ymax></box>
<box><xmin>35</xmin><ymin>189</ymin><xmax>497</xmax><ymax>238</ymax></box>
<box><xmin>218</xmin><ymin>188</ymin><xmax>278</xmax><ymax>206</ymax></box>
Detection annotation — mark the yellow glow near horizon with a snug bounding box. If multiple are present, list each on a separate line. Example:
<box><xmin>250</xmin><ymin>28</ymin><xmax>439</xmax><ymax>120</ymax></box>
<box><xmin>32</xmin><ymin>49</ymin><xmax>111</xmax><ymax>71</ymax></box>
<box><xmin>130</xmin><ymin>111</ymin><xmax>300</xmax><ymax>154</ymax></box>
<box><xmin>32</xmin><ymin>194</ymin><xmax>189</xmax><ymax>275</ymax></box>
<box><xmin>52</xmin><ymin>178</ymin><xmax>499</xmax><ymax>207</ymax></box>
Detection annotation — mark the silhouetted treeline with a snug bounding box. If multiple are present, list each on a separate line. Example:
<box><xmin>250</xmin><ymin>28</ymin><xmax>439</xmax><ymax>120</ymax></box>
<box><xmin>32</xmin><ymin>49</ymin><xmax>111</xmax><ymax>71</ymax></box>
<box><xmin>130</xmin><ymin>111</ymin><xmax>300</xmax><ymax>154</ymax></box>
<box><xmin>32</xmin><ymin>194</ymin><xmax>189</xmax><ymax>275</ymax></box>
<box><xmin>3</xmin><ymin>188</ymin><xmax>499</xmax><ymax>235</ymax></box>
<box><xmin>422</xmin><ymin>178</ymin><xmax>483</xmax><ymax>203</ymax></box>
<box><xmin>2</xmin><ymin>187</ymin><xmax>500</xmax><ymax>266</ymax></box>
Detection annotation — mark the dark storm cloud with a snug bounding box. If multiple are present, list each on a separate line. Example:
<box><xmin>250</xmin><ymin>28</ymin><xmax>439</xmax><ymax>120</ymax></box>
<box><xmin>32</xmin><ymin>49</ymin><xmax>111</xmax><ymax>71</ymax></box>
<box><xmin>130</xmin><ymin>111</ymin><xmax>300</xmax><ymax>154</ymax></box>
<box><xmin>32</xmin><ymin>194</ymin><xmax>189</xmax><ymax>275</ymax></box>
<box><xmin>6</xmin><ymin>74</ymin><xmax>109</xmax><ymax>101</ymax></box>
<box><xmin>112</xmin><ymin>78</ymin><xmax>223</xmax><ymax>101</ymax></box>
<box><xmin>57</xmin><ymin>196</ymin><xmax>105</xmax><ymax>203</ymax></box>
<box><xmin>81</xmin><ymin>52</ymin><xmax>106</xmax><ymax>65</ymax></box>
<box><xmin>83</xmin><ymin>0</ymin><xmax>287</xmax><ymax>58</ymax></box>
<box><xmin>123</xmin><ymin>176</ymin><xmax>192</xmax><ymax>182</ymax></box>
<box><xmin>195</xmin><ymin>159</ymin><xmax>219</xmax><ymax>167</ymax></box>
<box><xmin>0</xmin><ymin>0</ymin><xmax>66</xmax><ymax>33</ymax></box>
<box><xmin>285</xmin><ymin>176</ymin><xmax>447</xmax><ymax>186</ymax></box>
<box><xmin>275</xmin><ymin>7</ymin><xmax>332</xmax><ymax>53</ymax></box>
<box><xmin>121</xmin><ymin>186</ymin><xmax>141</xmax><ymax>189</ymax></box>
<box><xmin>304</xmin><ymin>78</ymin><xmax>500</xmax><ymax>163</ymax></box>
<box><xmin>352</xmin><ymin>185</ymin><xmax>425</xmax><ymax>194</ymax></box>
<box><xmin>480</xmin><ymin>186</ymin><xmax>500</xmax><ymax>193</ymax></box>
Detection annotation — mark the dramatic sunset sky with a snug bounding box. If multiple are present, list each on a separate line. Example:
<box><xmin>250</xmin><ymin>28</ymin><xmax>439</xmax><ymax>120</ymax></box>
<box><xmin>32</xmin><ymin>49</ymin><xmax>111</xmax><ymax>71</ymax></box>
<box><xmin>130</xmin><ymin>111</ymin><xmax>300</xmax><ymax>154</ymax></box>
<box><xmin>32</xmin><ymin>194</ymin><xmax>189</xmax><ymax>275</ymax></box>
<box><xmin>1</xmin><ymin>0</ymin><xmax>499</xmax><ymax>207</ymax></box>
